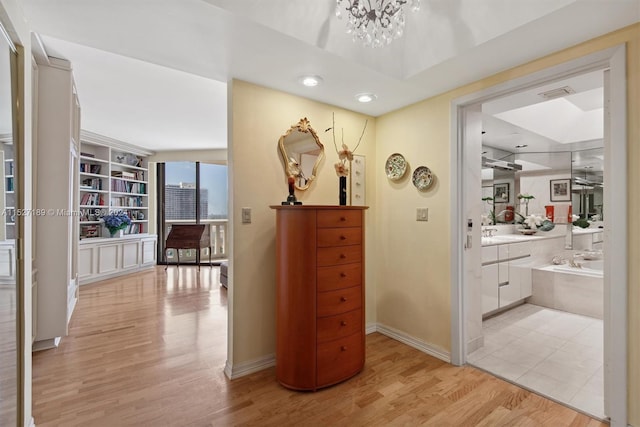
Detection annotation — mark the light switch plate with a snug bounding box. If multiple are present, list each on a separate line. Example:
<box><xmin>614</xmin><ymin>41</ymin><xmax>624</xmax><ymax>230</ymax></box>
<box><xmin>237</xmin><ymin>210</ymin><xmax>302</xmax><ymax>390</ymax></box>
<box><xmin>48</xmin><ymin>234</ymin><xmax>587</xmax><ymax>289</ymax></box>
<box><xmin>241</xmin><ymin>207</ymin><xmax>251</xmax><ymax>224</ymax></box>
<box><xmin>417</xmin><ymin>208</ymin><xmax>428</xmax><ymax>221</ymax></box>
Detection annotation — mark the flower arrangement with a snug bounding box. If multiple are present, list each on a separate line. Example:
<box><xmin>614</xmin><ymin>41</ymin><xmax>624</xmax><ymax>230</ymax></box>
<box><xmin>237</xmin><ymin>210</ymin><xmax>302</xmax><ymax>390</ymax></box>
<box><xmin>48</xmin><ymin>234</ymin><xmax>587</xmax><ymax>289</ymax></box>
<box><xmin>102</xmin><ymin>211</ymin><xmax>132</xmax><ymax>236</ymax></box>
<box><xmin>517</xmin><ymin>193</ymin><xmax>535</xmax><ymax>216</ymax></box>
<box><xmin>330</xmin><ymin>113</ymin><xmax>367</xmax><ymax>177</ymax></box>
<box><xmin>482</xmin><ymin>196</ymin><xmax>496</xmax><ymax>225</ymax></box>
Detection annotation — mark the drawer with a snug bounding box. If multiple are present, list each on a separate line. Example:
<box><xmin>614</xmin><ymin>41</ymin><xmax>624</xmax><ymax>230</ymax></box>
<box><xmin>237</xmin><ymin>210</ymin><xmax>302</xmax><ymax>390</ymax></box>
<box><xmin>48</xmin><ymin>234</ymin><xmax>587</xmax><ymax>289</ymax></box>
<box><xmin>498</xmin><ymin>244</ymin><xmax>509</xmax><ymax>261</ymax></box>
<box><xmin>509</xmin><ymin>242</ymin><xmax>531</xmax><ymax>258</ymax></box>
<box><xmin>317</xmin><ymin>245</ymin><xmax>362</xmax><ymax>267</ymax></box>
<box><xmin>317</xmin><ymin>308</ymin><xmax>362</xmax><ymax>343</ymax></box>
<box><xmin>317</xmin><ymin>263</ymin><xmax>361</xmax><ymax>292</ymax></box>
<box><xmin>317</xmin><ymin>285</ymin><xmax>361</xmax><ymax>317</ymax></box>
<box><xmin>481</xmin><ymin>246</ymin><xmax>498</xmax><ymax>264</ymax></box>
<box><xmin>317</xmin><ymin>210</ymin><xmax>362</xmax><ymax>228</ymax></box>
<box><xmin>317</xmin><ymin>227</ymin><xmax>362</xmax><ymax>247</ymax></box>
<box><xmin>317</xmin><ymin>332</ymin><xmax>364</xmax><ymax>387</ymax></box>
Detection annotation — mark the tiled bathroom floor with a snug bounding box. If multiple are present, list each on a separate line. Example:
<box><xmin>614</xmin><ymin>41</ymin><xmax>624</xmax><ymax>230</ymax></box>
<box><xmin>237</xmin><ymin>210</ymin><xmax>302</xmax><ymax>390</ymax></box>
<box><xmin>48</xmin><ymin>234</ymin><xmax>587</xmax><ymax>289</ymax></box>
<box><xmin>468</xmin><ymin>303</ymin><xmax>605</xmax><ymax>420</ymax></box>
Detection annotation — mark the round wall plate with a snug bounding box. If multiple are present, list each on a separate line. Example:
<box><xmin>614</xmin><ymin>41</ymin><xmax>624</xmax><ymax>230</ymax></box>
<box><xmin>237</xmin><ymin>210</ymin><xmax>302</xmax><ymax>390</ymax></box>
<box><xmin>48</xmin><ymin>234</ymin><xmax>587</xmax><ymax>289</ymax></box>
<box><xmin>385</xmin><ymin>153</ymin><xmax>407</xmax><ymax>180</ymax></box>
<box><xmin>412</xmin><ymin>166</ymin><xmax>434</xmax><ymax>190</ymax></box>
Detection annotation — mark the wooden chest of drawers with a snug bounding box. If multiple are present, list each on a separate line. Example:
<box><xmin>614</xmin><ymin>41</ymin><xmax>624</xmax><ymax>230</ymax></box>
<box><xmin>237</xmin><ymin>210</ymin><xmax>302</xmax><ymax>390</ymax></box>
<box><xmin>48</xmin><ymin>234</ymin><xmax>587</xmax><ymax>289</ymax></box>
<box><xmin>271</xmin><ymin>205</ymin><xmax>367</xmax><ymax>390</ymax></box>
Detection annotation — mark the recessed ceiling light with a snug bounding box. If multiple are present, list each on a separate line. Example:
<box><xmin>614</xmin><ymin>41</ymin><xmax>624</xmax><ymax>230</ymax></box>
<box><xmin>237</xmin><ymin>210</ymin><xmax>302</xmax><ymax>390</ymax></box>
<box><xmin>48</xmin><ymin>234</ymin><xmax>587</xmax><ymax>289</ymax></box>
<box><xmin>356</xmin><ymin>93</ymin><xmax>377</xmax><ymax>103</ymax></box>
<box><xmin>515</xmin><ymin>144</ymin><xmax>528</xmax><ymax>148</ymax></box>
<box><xmin>298</xmin><ymin>75</ymin><xmax>323</xmax><ymax>87</ymax></box>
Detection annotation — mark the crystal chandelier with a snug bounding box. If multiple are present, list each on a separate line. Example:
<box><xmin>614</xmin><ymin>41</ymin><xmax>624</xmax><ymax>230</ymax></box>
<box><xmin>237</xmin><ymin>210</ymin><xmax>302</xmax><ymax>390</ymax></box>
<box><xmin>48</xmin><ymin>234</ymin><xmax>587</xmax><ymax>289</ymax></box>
<box><xmin>335</xmin><ymin>0</ymin><xmax>420</xmax><ymax>48</ymax></box>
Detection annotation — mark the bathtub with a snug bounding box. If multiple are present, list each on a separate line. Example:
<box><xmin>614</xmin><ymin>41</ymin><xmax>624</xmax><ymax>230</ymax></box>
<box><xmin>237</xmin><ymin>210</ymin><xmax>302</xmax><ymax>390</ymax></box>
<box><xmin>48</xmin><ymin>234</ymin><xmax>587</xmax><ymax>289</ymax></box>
<box><xmin>553</xmin><ymin>259</ymin><xmax>603</xmax><ymax>278</ymax></box>
<box><xmin>529</xmin><ymin>261</ymin><xmax>603</xmax><ymax>319</ymax></box>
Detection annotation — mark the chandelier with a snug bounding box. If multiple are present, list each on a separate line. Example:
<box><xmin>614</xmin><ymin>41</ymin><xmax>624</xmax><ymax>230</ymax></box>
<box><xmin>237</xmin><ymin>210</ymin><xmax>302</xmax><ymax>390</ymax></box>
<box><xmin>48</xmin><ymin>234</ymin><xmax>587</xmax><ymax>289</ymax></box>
<box><xmin>335</xmin><ymin>0</ymin><xmax>420</xmax><ymax>48</ymax></box>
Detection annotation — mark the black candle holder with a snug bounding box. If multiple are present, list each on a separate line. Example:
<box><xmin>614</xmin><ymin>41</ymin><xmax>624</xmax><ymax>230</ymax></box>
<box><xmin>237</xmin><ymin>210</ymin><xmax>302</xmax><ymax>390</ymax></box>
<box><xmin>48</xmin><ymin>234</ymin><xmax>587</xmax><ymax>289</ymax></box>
<box><xmin>282</xmin><ymin>176</ymin><xmax>302</xmax><ymax>205</ymax></box>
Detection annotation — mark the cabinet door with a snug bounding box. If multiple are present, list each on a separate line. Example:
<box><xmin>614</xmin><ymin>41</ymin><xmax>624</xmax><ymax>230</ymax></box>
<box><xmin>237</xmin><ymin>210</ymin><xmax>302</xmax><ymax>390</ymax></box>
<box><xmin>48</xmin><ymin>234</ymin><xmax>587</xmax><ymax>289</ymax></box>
<box><xmin>482</xmin><ymin>264</ymin><xmax>499</xmax><ymax>315</ymax></box>
<box><xmin>499</xmin><ymin>265</ymin><xmax>520</xmax><ymax>308</ymax></box>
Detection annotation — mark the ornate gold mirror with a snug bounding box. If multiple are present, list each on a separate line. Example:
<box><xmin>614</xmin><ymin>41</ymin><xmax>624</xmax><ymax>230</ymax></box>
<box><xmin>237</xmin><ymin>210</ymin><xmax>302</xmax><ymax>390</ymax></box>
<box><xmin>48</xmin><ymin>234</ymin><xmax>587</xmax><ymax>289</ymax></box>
<box><xmin>278</xmin><ymin>117</ymin><xmax>324</xmax><ymax>191</ymax></box>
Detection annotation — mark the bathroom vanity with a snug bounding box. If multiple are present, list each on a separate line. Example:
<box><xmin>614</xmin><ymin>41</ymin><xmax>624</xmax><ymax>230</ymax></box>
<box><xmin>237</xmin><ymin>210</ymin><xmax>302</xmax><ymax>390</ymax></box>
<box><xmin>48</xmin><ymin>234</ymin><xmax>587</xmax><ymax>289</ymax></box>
<box><xmin>480</xmin><ymin>230</ymin><xmax>566</xmax><ymax>317</ymax></box>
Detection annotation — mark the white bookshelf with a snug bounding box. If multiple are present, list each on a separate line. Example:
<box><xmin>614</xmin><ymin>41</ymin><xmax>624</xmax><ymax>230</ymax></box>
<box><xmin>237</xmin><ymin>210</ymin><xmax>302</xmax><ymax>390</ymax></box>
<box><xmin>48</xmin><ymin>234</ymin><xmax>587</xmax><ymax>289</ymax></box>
<box><xmin>79</xmin><ymin>132</ymin><xmax>153</xmax><ymax>240</ymax></box>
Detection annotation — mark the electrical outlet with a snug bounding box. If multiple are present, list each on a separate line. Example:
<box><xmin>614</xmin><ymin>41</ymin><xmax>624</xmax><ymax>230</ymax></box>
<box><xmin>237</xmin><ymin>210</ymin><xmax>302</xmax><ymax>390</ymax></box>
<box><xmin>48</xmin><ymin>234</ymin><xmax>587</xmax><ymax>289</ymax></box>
<box><xmin>241</xmin><ymin>207</ymin><xmax>251</xmax><ymax>224</ymax></box>
<box><xmin>416</xmin><ymin>208</ymin><xmax>428</xmax><ymax>221</ymax></box>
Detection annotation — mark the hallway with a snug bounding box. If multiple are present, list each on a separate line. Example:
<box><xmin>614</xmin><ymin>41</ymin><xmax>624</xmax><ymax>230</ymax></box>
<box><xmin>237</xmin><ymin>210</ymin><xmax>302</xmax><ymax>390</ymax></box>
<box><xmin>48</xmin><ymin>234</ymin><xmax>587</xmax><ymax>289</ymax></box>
<box><xmin>32</xmin><ymin>267</ymin><xmax>607</xmax><ymax>426</ymax></box>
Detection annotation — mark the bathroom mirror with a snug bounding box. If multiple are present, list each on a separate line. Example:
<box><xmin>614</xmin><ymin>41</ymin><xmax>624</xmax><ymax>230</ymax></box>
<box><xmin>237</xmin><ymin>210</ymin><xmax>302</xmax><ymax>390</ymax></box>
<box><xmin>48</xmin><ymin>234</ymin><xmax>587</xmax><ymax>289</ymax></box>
<box><xmin>572</xmin><ymin>148</ymin><xmax>604</xmax><ymax>221</ymax></box>
<box><xmin>278</xmin><ymin>117</ymin><xmax>324</xmax><ymax>191</ymax></box>
<box><xmin>481</xmin><ymin>147</ymin><xmax>573</xmax><ymax>225</ymax></box>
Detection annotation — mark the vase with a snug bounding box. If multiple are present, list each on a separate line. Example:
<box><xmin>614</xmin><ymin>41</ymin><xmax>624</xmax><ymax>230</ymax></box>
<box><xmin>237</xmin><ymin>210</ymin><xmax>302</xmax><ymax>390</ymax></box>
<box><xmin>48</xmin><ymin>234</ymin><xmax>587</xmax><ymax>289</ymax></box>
<box><xmin>545</xmin><ymin>205</ymin><xmax>555</xmax><ymax>222</ymax></box>
<box><xmin>504</xmin><ymin>206</ymin><xmax>514</xmax><ymax>222</ymax></box>
<box><xmin>339</xmin><ymin>176</ymin><xmax>347</xmax><ymax>205</ymax></box>
<box><xmin>109</xmin><ymin>229</ymin><xmax>123</xmax><ymax>238</ymax></box>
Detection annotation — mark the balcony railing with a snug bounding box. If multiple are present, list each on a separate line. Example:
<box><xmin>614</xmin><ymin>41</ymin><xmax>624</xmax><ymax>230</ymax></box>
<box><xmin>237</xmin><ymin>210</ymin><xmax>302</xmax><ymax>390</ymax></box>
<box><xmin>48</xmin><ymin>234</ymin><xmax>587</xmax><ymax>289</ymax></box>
<box><xmin>164</xmin><ymin>219</ymin><xmax>228</xmax><ymax>264</ymax></box>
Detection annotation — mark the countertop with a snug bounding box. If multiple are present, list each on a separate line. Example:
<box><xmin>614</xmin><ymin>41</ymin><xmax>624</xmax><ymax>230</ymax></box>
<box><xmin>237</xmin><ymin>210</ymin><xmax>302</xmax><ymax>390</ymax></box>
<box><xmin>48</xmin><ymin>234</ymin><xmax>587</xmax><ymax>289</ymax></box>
<box><xmin>481</xmin><ymin>232</ymin><xmax>565</xmax><ymax>247</ymax></box>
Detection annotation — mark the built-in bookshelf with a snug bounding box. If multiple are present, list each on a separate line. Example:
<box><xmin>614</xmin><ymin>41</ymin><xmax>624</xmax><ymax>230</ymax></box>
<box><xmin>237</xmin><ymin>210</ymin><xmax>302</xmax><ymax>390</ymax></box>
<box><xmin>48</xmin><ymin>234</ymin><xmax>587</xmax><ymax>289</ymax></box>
<box><xmin>2</xmin><ymin>143</ymin><xmax>14</xmax><ymax>239</ymax></box>
<box><xmin>79</xmin><ymin>134</ymin><xmax>153</xmax><ymax>240</ymax></box>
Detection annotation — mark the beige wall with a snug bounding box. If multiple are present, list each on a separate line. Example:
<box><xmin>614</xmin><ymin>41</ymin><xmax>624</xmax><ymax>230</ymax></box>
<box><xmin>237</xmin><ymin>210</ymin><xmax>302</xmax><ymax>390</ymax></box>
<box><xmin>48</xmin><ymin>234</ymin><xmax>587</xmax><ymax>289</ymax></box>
<box><xmin>148</xmin><ymin>148</ymin><xmax>227</xmax><ymax>164</ymax></box>
<box><xmin>375</xmin><ymin>24</ymin><xmax>639</xmax><ymax>425</ymax></box>
<box><xmin>229</xmin><ymin>80</ymin><xmax>376</xmax><ymax>366</ymax></box>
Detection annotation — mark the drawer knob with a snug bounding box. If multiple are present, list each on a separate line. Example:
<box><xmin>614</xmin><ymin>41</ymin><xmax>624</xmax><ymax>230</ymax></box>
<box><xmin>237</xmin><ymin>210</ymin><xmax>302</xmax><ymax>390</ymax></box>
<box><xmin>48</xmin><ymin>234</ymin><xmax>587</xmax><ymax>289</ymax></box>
<box><xmin>340</xmin><ymin>296</ymin><xmax>347</xmax><ymax>302</ymax></box>
<box><xmin>340</xmin><ymin>253</ymin><xmax>346</xmax><ymax>259</ymax></box>
<box><xmin>340</xmin><ymin>235</ymin><xmax>347</xmax><ymax>240</ymax></box>
<box><xmin>340</xmin><ymin>216</ymin><xmax>346</xmax><ymax>222</ymax></box>
<box><xmin>340</xmin><ymin>321</ymin><xmax>347</xmax><ymax>326</ymax></box>
<box><xmin>340</xmin><ymin>272</ymin><xmax>347</xmax><ymax>278</ymax></box>
<box><xmin>341</xmin><ymin>346</ymin><xmax>347</xmax><ymax>351</ymax></box>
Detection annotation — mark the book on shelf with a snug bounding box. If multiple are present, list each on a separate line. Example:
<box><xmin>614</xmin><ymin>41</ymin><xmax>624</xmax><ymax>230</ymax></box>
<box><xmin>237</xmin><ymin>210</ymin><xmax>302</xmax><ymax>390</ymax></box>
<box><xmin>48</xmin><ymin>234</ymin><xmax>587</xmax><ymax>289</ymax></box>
<box><xmin>80</xmin><ymin>152</ymin><xmax>95</xmax><ymax>158</ymax></box>
<box><xmin>81</xmin><ymin>177</ymin><xmax>103</xmax><ymax>190</ymax></box>
<box><xmin>111</xmin><ymin>179</ymin><xmax>146</xmax><ymax>194</ymax></box>
<box><xmin>111</xmin><ymin>170</ymin><xmax>136</xmax><ymax>179</ymax></box>
<box><xmin>80</xmin><ymin>225</ymin><xmax>100</xmax><ymax>239</ymax></box>
<box><xmin>111</xmin><ymin>196</ymin><xmax>143</xmax><ymax>207</ymax></box>
<box><xmin>80</xmin><ymin>192</ymin><xmax>105</xmax><ymax>206</ymax></box>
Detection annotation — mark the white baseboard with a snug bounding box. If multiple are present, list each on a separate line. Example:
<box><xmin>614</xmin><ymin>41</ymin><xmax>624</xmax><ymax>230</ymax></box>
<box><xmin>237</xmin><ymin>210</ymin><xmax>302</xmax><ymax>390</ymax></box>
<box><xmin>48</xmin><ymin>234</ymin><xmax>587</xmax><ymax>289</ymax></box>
<box><xmin>32</xmin><ymin>337</ymin><xmax>60</xmax><ymax>352</ymax></box>
<box><xmin>224</xmin><ymin>325</ymin><xmax>450</xmax><ymax>380</ymax></box>
<box><xmin>467</xmin><ymin>334</ymin><xmax>484</xmax><ymax>354</ymax></box>
<box><xmin>375</xmin><ymin>323</ymin><xmax>450</xmax><ymax>363</ymax></box>
<box><xmin>365</xmin><ymin>323</ymin><xmax>377</xmax><ymax>335</ymax></box>
<box><xmin>224</xmin><ymin>353</ymin><xmax>275</xmax><ymax>380</ymax></box>
<box><xmin>29</xmin><ymin>417</ymin><xmax>36</xmax><ymax>427</ymax></box>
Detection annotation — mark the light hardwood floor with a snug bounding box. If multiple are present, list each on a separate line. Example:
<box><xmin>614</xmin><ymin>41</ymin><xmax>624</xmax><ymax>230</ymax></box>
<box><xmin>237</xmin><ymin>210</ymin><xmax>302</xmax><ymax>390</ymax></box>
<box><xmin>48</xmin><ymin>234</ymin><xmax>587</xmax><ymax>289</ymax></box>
<box><xmin>32</xmin><ymin>266</ymin><xmax>607</xmax><ymax>426</ymax></box>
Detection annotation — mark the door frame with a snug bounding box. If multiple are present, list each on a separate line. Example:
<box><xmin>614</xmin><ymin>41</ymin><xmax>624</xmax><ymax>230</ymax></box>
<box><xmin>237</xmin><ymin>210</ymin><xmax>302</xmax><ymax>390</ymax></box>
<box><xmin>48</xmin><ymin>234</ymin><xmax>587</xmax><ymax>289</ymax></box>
<box><xmin>449</xmin><ymin>45</ymin><xmax>627</xmax><ymax>425</ymax></box>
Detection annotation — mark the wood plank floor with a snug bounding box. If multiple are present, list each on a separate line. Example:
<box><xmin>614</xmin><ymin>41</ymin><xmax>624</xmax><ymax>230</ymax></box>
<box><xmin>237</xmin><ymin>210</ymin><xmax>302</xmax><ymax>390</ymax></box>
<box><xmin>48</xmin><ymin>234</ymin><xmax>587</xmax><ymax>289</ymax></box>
<box><xmin>32</xmin><ymin>266</ymin><xmax>607</xmax><ymax>426</ymax></box>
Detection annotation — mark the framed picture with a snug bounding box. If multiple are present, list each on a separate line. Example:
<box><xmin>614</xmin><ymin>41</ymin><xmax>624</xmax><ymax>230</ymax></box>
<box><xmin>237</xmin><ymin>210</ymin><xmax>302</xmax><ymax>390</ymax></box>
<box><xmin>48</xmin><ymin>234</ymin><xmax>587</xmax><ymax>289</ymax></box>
<box><xmin>550</xmin><ymin>178</ymin><xmax>571</xmax><ymax>201</ymax></box>
<box><xmin>493</xmin><ymin>183</ymin><xmax>509</xmax><ymax>203</ymax></box>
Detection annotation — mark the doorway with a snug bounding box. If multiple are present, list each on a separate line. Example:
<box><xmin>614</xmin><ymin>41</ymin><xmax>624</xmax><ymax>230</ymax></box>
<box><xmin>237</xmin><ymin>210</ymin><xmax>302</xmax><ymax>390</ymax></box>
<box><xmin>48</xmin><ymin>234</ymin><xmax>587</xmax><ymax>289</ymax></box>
<box><xmin>156</xmin><ymin>161</ymin><xmax>229</xmax><ymax>266</ymax></box>
<box><xmin>451</xmin><ymin>46</ymin><xmax>627</xmax><ymax>425</ymax></box>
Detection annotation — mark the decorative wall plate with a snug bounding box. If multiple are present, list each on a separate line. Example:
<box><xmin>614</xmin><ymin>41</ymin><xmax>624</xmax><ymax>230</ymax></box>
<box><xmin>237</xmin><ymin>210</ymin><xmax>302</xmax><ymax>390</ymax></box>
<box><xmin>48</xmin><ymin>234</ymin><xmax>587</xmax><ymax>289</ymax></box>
<box><xmin>412</xmin><ymin>166</ymin><xmax>434</xmax><ymax>190</ymax></box>
<box><xmin>385</xmin><ymin>153</ymin><xmax>407</xmax><ymax>180</ymax></box>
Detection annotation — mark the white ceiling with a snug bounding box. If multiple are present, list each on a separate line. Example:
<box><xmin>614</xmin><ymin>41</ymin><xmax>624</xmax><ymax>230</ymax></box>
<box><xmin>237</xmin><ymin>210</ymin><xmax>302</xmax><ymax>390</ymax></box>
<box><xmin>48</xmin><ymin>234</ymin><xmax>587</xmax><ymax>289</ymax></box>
<box><xmin>23</xmin><ymin>0</ymin><xmax>640</xmax><ymax>151</ymax></box>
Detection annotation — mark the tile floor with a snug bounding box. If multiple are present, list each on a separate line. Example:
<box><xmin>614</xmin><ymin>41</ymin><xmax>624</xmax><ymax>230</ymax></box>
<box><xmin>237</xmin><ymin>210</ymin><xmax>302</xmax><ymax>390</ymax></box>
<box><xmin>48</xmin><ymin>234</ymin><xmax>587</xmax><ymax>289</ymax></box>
<box><xmin>468</xmin><ymin>303</ymin><xmax>605</xmax><ymax>420</ymax></box>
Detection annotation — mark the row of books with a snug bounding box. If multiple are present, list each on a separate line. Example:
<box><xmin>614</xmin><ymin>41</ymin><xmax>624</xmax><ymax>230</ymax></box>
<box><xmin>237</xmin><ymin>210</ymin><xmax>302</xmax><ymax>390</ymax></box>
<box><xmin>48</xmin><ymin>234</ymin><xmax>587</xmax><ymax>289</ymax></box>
<box><xmin>111</xmin><ymin>196</ymin><xmax>143</xmax><ymax>207</ymax></box>
<box><xmin>80</xmin><ymin>222</ymin><xmax>145</xmax><ymax>239</ymax></box>
<box><xmin>80</xmin><ymin>192</ymin><xmax>105</xmax><ymax>206</ymax></box>
<box><xmin>127</xmin><ymin>223</ymin><xmax>144</xmax><ymax>234</ymax></box>
<box><xmin>112</xmin><ymin>170</ymin><xmax>145</xmax><ymax>180</ymax></box>
<box><xmin>81</xmin><ymin>178</ymin><xmax>103</xmax><ymax>190</ymax></box>
<box><xmin>80</xmin><ymin>163</ymin><xmax>102</xmax><ymax>174</ymax></box>
<box><xmin>111</xmin><ymin>179</ymin><xmax>146</xmax><ymax>194</ymax></box>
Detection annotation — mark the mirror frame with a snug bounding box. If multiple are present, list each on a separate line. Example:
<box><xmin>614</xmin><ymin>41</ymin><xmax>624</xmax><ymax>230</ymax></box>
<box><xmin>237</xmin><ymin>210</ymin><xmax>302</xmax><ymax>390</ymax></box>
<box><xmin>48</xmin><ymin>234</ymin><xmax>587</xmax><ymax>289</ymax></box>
<box><xmin>278</xmin><ymin>117</ymin><xmax>325</xmax><ymax>191</ymax></box>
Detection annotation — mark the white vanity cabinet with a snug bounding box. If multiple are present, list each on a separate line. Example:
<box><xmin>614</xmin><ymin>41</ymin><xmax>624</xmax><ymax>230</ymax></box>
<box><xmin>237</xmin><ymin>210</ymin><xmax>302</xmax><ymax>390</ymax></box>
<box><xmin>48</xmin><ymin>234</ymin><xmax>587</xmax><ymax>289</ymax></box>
<box><xmin>481</xmin><ymin>246</ymin><xmax>499</xmax><ymax>314</ymax></box>
<box><xmin>481</xmin><ymin>241</ymin><xmax>532</xmax><ymax>316</ymax></box>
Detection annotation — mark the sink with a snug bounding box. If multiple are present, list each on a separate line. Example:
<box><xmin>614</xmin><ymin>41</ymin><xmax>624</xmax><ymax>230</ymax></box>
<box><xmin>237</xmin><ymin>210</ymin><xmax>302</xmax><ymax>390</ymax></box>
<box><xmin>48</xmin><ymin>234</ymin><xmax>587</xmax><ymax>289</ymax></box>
<box><xmin>481</xmin><ymin>234</ymin><xmax>537</xmax><ymax>245</ymax></box>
